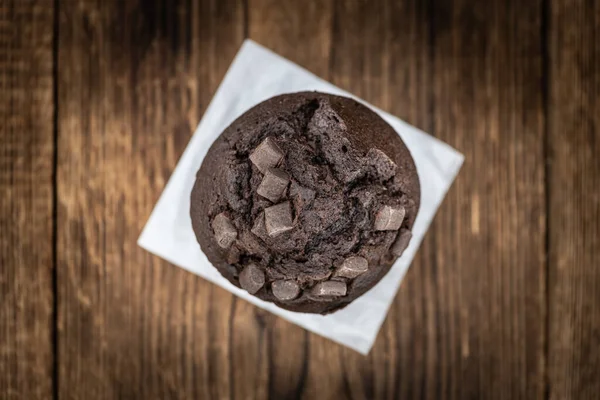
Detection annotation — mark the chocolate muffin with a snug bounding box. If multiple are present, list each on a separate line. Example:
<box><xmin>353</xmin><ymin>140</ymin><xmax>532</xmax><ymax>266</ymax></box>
<box><xmin>191</xmin><ymin>92</ymin><xmax>420</xmax><ymax>314</ymax></box>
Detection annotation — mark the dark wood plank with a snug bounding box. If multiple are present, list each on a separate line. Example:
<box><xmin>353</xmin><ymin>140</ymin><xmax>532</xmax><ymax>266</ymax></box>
<box><xmin>328</xmin><ymin>2</ymin><xmax>439</xmax><ymax>398</ymax></box>
<box><xmin>248</xmin><ymin>0</ymin><xmax>333</xmax><ymax>78</ymax></box>
<box><xmin>332</xmin><ymin>0</ymin><xmax>547</xmax><ymax>398</ymax></box>
<box><xmin>247</xmin><ymin>1</ymin><xmax>341</xmax><ymax>399</ymax></box>
<box><xmin>0</xmin><ymin>0</ymin><xmax>55</xmax><ymax>399</ymax></box>
<box><xmin>326</xmin><ymin>2</ymin><xmax>436</xmax><ymax>399</ymax></box>
<box><xmin>56</xmin><ymin>0</ymin><xmax>244</xmax><ymax>398</ymax></box>
<box><xmin>250</xmin><ymin>0</ymin><xmax>548</xmax><ymax>398</ymax></box>
<box><xmin>429</xmin><ymin>1</ymin><xmax>547</xmax><ymax>398</ymax></box>
<box><xmin>547</xmin><ymin>1</ymin><xmax>600</xmax><ymax>398</ymax></box>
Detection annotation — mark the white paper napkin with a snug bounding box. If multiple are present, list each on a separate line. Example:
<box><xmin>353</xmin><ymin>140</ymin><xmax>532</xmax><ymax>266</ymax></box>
<box><xmin>138</xmin><ymin>40</ymin><xmax>464</xmax><ymax>354</ymax></box>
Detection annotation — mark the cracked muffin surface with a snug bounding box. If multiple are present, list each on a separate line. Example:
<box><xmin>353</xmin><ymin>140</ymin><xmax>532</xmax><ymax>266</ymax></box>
<box><xmin>191</xmin><ymin>92</ymin><xmax>420</xmax><ymax>314</ymax></box>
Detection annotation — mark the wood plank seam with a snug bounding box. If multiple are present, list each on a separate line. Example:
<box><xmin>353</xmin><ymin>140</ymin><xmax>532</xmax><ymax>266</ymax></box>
<box><xmin>52</xmin><ymin>0</ymin><xmax>60</xmax><ymax>400</ymax></box>
<box><xmin>541</xmin><ymin>0</ymin><xmax>551</xmax><ymax>398</ymax></box>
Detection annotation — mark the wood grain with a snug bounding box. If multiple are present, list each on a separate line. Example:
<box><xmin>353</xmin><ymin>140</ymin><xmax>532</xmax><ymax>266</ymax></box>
<box><xmin>56</xmin><ymin>0</ymin><xmax>243</xmax><ymax>398</ymax></box>
<box><xmin>327</xmin><ymin>3</ymin><xmax>422</xmax><ymax>398</ymax></box>
<box><xmin>262</xmin><ymin>0</ymin><xmax>550</xmax><ymax>398</ymax></box>
<box><xmin>0</xmin><ymin>1</ymin><xmax>55</xmax><ymax>399</ymax></box>
<box><xmin>246</xmin><ymin>1</ymin><xmax>338</xmax><ymax>399</ymax></box>
<box><xmin>252</xmin><ymin>0</ymin><xmax>547</xmax><ymax>399</ymax></box>
<box><xmin>547</xmin><ymin>1</ymin><xmax>600</xmax><ymax>398</ymax></box>
<box><xmin>248</xmin><ymin>2</ymin><xmax>433</xmax><ymax>398</ymax></box>
<box><xmin>0</xmin><ymin>0</ymin><xmax>594</xmax><ymax>398</ymax></box>
<box><xmin>430</xmin><ymin>1</ymin><xmax>547</xmax><ymax>398</ymax></box>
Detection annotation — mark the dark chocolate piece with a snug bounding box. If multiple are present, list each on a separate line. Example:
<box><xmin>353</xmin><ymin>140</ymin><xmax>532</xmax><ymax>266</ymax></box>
<box><xmin>374</xmin><ymin>205</ymin><xmax>405</xmax><ymax>231</ymax></box>
<box><xmin>226</xmin><ymin>246</ymin><xmax>241</xmax><ymax>264</ymax></box>
<box><xmin>391</xmin><ymin>228</ymin><xmax>412</xmax><ymax>257</ymax></box>
<box><xmin>249</xmin><ymin>137</ymin><xmax>284</xmax><ymax>173</ymax></box>
<box><xmin>211</xmin><ymin>212</ymin><xmax>237</xmax><ymax>248</ymax></box>
<box><xmin>312</xmin><ymin>281</ymin><xmax>347</xmax><ymax>297</ymax></box>
<box><xmin>239</xmin><ymin>264</ymin><xmax>265</xmax><ymax>294</ymax></box>
<box><xmin>257</xmin><ymin>168</ymin><xmax>289</xmax><ymax>202</ymax></box>
<box><xmin>334</xmin><ymin>256</ymin><xmax>369</xmax><ymax>279</ymax></box>
<box><xmin>238</xmin><ymin>229</ymin><xmax>266</xmax><ymax>255</ymax></box>
<box><xmin>250</xmin><ymin>212</ymin><xmax>267</xmax><ymax>239</ymax></box>
<box><xmin>264</xmin><ymin>201</ymin><xmax>294</xmax><ymax>236</ymax></box>
<box><xmin>367</xmin><ymin>148</ymin><xmax>397</xmax><ymax>181</ymax></box>
<box><xmin>271</xmin><ymin>280</ymin><xmax>301</xmax><ymax>300</ymax></box>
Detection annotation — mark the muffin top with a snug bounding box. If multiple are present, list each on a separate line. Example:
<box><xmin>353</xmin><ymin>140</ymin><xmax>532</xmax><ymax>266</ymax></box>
<box><xmin>191</xmin><ymin>92</ymin><xmax>420</xmax><ymax>314</ymax></box>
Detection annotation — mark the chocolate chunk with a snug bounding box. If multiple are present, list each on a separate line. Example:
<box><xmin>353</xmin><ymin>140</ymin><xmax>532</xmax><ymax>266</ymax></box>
<box><xmin>391</xmin><ymin>228</ymin><xmax>413</xmax><ymax>257</ymax></box>
<box><xmin>211</xmin><ymin>212</ymin><xmax>237</xmax><ymax>248</ymax></box>
<box><xmin>249</xmin><ymin>137</ymin><xmax>284</xmax><ymax>173</ymax></box>
<box><xmin>367</xmin><ymin>148</ymin><xmax>397</xmax><ymax>181</ymax></box>
<box><xmin>257</xmin><ymin>168</ymin><xmax>289</xmax><ymax>202</ymax></box>
<box><xmin>311</xmin><ymin>281</ymin><xmax>347</xmax><ymax>297</ymax></box>
<box><xmin>238</xmin><ymin>229</ymin><xmax>267</xmax><ymax>255</ymax></box>
<box><xmin>250</xmin><ymin>212</ymin><xmax>268</xmax><ymax>240</ymax></box>
<box><xmin>334</xmin><ymin>256</ymin><xmax>369</xmax><ymax>279</ymax></box>
<box><xmin>239</xmin><ymin>264</ymin><xmax>265</xmax><ymax>294</ymax></box>
<box><xmin>271</xmin><ymin>280</ymin><xmax>301</xmax><ymax>300</ymax></box>
<box><xmin>264</xmin><ymin>201</ymin><xmax>294</xmax><ymax>236</ymax></box>
<box><xmin>226</xmin><ymin>246</ymin><xmax>241</xmax><ymax>264</ymax></box>
<box><xmin>374</xmin><ymin>205</ymin><xmax>405</xmax><ymax>231</ymax></box>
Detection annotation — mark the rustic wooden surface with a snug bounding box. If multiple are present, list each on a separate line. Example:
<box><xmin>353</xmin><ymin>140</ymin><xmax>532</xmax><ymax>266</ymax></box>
<box><xmin>1</xmin><ymin>0</ymin><xmax>599</xmax><ymax>399</ymax></box>
<box><xmin>0</xmin><ymin>1</ymin><xmax>55</xmax><ymax>399</ymax></box>
<box><xmin>547</xmin><ymin>1</ymin><xmax>600</xmax><ymax>399</ymax></box>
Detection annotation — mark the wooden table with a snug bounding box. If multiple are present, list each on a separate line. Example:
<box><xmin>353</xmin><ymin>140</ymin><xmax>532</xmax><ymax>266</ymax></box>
<box><xmin>2</xmin><ymin>0</ymin><xmax>599</xmax><ymax>399</ymax></box>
